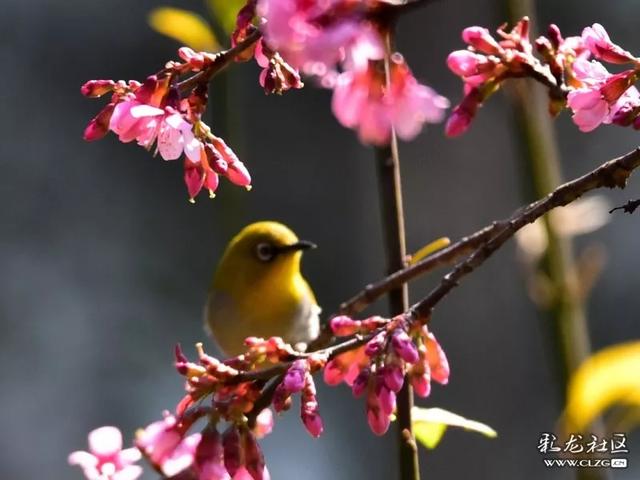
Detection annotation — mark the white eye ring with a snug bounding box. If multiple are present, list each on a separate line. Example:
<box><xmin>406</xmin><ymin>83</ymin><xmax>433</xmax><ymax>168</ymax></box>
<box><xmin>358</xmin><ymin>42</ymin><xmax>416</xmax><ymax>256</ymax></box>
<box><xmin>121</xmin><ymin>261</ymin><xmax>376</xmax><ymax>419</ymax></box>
<box><xmin>256</xmin><ymin>243</ymin><xmax>275</xmax><ymax>262</ymax></box>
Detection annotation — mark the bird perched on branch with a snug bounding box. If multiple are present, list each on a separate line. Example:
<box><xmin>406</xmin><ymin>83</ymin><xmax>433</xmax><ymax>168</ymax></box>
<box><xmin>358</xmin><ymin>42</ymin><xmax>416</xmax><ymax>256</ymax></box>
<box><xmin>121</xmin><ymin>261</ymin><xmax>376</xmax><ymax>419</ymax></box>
<box><xmin>205</xmin><ymin>221</ymin><xmax>321</xmax><ymax>356</ymax></box>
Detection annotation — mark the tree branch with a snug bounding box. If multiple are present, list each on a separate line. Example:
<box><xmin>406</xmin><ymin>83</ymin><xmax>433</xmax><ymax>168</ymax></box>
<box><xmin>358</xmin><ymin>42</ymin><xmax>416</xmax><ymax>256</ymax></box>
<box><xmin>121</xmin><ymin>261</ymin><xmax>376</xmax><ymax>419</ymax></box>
<box><xmin>177</xmin><ymin>29</ymin><xmax>262</xmax><ymax>92</ymax></box>
<box><xmin>408</xmin><ymin>147</ymin><xmax>640</xmax><ymax>322</ymax></box>
<box><xmin>242</xmin><ymin>146</ymin><xmax>640</xmax><ymax>431</ymax></box>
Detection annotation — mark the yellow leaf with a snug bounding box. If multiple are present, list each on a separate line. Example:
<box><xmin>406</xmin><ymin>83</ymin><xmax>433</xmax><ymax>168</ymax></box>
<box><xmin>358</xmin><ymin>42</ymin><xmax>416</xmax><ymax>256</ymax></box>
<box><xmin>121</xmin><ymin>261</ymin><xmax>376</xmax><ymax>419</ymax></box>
<box><xmin>565</xmin><ymin>341</ymin><xmax>640</xmax><ymax>431</ymax></box>
<box><xmin>207</xmin><ymin>0</ymin><xmax>247</xmax><ymax>34</ymax></box>
<box><xmin>412</xmin><ymin>407</ymin><xmax>497</xmax><ymax>450</ymax></box>
<box><xmin>409</xmin><ymin>237</ymin><xmax>451</xmax><ymax>266</ymax></box>
<box><xmin>149</xmin><ymin>7</ymin><xmax>219</xmax><ymax>52</ymax></box>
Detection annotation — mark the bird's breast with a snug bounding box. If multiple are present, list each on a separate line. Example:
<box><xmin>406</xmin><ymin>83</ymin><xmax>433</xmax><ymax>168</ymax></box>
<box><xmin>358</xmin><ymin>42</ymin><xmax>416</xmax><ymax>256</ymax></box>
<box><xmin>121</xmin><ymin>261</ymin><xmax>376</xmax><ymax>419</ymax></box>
<box><xmin>205</xmin><ymin>275</ymin><xmax>320</xmax><ymax>356</ymax></box>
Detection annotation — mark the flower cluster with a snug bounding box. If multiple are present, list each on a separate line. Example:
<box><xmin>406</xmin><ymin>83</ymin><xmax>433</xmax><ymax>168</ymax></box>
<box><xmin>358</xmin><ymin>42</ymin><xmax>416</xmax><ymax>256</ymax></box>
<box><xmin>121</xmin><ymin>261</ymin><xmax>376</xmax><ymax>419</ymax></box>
<box><xmin>82</xmin><ymin>50</ymin><xmax>251</xmax><ymax>202</ymax></box>
<box><xmin>256</xmin><ymin>0</ymin><xmax>449</xmax><ymax>144</ymax></box>
<box><xmin>70</xmin><ymin>313</ymin><xmax>448</xmax><ymax>479</ymax></box>
<box><xmin>446</xmin><ymin>18</ymin><xmax>640</xmax><ymax>135</ymax></box>
<box><xmin>324</xmin><ymin>315</ymin><xmax>449</xmax><ymax>435</ymax></box>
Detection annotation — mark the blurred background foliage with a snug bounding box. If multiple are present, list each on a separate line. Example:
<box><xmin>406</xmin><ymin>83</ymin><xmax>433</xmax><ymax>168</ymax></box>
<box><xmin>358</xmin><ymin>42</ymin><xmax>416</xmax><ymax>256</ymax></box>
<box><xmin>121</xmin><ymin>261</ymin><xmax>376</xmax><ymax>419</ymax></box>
<box><xmin>0</xmin><ymin>0</ymin><xmax>638</xmax><ymax>478</ymax></box>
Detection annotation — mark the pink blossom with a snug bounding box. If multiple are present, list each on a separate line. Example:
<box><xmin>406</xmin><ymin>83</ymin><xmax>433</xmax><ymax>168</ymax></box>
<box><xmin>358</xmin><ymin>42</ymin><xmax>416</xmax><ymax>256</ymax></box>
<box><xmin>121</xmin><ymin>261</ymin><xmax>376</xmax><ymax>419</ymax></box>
<box><xmin>109</xmin><ymin>99</ymin><xmax>164</xmax><ymax>147</ymax></box>
<box><xmin>332</xmin><ymin>57</ymin><xmax>448</xmax><ymax>145</ymax></box>
<box><xmin>582</xmin><ymin>23</ymin><xmax>637</xmax><ymax>64</ymax></box>
<box><xmin>68</xmin><ymin>426</ymin><xmax>142</xmax><ymax>480</ymax></box>
<box><xmin>567</xmin><ymin>88</ymin><xmax>610</xmax><ymax>132</ymax></box>
<box><xmin>257</xmin><ymin>0</ymin><xmax>364</xmax><ymax>75</ymax></box>
<box><xmin>136</xmin><ymin>415</ymin><xmax>202</xmax><ymax>477</ymax></box>
<box><xmin>567</xmin><ymin>58</ymin><xmax>640</xmax><ymax>132</ymax></box>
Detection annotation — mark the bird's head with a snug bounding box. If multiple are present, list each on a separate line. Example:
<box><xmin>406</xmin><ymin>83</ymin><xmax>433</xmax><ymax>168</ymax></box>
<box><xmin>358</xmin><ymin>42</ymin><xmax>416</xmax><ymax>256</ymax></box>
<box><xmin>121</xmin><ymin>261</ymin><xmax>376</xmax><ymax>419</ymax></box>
<box><xmin>213</xmin><ymin>221</ymin><xmax>316</xmax><ymax>292</ymax></box>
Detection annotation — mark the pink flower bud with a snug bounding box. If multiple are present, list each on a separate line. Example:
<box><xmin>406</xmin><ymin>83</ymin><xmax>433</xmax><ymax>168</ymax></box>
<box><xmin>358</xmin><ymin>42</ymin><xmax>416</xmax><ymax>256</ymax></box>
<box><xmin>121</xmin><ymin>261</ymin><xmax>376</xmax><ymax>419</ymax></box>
<box><xmin>83</xmin><ymin>103</ymin><xmax>115</xmax><ymax>142</ymax></box>
<box><xmin>301</xmin><ymin>406</ymin><xmax>324</xmax><ymax>438</ymax></box>
<box><xmin>462</xmin><ymin>27</ymin><xmax>502</xmax><ymax>55</ymax></box>
<box><xmin>547</xmin><ymin>24</ymin><xmax>563</xmax><ymax>49</ymax></box>
<box><xmin>426</xmin><ymin>333</ymin><xmax>450</xmax><ymax>385</ymax></box>
<box><xmin>222</xmin><ymin>427</ymin><xmax>242</xmax><ymax>477</ymax></box>
<box><xmin>351</xmin><ymin>368</ymin><xmax>370</xmax><ymax>397</ymax></box>
<box><xmin>445</xmin><ymin>88</ymin><xmax>481</xmax><ymax>137</ymax></box>
<box><xmin>380</xmin><ymin>364</ymin><xmax>404</xmax><ymax>393</ymax></box>
<box><xmin>301</xmin><ymin>372</ymin><xmax>323</xmax><ymax>438</ymax></box>
<box><xmin>81</xmin><ymin>80</ymin><xmax>116</xmax><ymax>97</ymax></box>
<box><xmin>391</xmin><ymin>331</ymin><xmax>419</xmax><ymax>364</ymax></box>
<box><xmin>195</xmin><ymin>427</ymin><xmax>226</xmax><ymax>477</ymax></box>
<box><xmin>329</xmin><ymin>315</ymin><xmax>360</xmax><ymax>336</ymax></box>
<box><xmin>366</xmin><ymin>404</ymin><xmax>390</xmax><ymax>436</ymax></box>
<box><xmin>242</xmin><ymin>431</ymin><xmax>265</xmax><ymax>480</ymax></box>
<box><xmin>283</xmin><ymin>360</ymin><xmax>307</xmax><ymax>393</ymax></box>
<box><xmin>364</xmin><ymin>332</ymin><xmax>386</xmax><ymax>357</ymax></box>
<box><xmin>411</xmin><ymin>373</ymin><xmax>432</xmax><ymax>398</ymax></box>
<box><xmin>323</xmin><ymin>359</ymin><xmax>345</xmax><ymax>386</ymax></box>
<box><xmin>447</xmin><ymin>51</ymin><xmax>492</xmax><ymax>78</ymax></box>
<box><xmin>375</xmin><ymin>382</ymin><xmax>396</xmax><ymax>416</ymax></box>
<box><xmin>227</xmin><ymin>161</ymin><xmax>252</xmax><ymax>188</ymax></box>
<box><xmin>361</xmin><ymin>316</ymin><xmax>387</xmax><ymax>331</ymax></box>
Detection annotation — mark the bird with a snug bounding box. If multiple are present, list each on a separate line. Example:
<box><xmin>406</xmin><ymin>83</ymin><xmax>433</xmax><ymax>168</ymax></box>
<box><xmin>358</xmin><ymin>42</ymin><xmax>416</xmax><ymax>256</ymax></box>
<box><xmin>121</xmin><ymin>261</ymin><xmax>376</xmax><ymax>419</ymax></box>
<box><xmin>205</xmin><ymin>221</ymin><xmax>321</xmax><ymax>356</ymax></box>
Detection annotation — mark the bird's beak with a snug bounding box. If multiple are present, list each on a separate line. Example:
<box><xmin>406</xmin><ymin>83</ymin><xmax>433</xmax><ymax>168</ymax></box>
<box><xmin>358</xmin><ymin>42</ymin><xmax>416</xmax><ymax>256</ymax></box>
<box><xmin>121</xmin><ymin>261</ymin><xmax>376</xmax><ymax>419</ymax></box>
<box><xmin>276</xmin><ymin>240</ymin><xmax>317</xmax><ymax>254</ymax></box>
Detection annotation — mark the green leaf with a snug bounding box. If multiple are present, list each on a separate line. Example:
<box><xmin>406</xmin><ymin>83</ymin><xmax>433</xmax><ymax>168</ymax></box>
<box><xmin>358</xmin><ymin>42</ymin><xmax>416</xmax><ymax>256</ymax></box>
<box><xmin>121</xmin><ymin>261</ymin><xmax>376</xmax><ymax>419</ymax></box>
<box><xmin>207</xmin><ymin>0</ymin><xmax>247</xmax><ymax>34</ymax></box>
<box><xmin>412</xmin><ymin>407</ymin><xmax>497</xmax><ymax>450</ymax></box>
<box><xmin>148</xmin><ymin>7</ymin><xmax>219</xmax><ymax>51</ymax></box>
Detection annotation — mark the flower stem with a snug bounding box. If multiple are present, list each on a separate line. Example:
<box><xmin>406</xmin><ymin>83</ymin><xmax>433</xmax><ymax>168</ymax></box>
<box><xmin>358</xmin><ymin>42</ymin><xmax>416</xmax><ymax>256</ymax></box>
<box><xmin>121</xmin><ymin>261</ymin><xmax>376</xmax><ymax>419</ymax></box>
<box><xmin>375</xmin><ymin>30</ymin><xmax>420</xmax><ymax>480</ymax></box>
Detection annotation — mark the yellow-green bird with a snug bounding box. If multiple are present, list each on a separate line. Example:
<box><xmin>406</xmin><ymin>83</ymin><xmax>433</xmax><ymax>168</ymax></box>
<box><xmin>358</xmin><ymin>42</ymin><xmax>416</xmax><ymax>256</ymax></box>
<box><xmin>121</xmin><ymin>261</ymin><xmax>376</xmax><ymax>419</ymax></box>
<box><xmin>205</xmin><ymin>221</ymin><xmax>321</xmax><ymax>356</ymax></box>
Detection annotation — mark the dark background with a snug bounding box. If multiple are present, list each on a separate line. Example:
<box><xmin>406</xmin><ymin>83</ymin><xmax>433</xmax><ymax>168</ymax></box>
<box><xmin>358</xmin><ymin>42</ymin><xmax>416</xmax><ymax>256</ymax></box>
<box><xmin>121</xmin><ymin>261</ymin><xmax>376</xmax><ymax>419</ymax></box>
<box><xmin>1</xmin><ymin>0</ymin><xmax>639</xmax><ymax>479</ymax></box>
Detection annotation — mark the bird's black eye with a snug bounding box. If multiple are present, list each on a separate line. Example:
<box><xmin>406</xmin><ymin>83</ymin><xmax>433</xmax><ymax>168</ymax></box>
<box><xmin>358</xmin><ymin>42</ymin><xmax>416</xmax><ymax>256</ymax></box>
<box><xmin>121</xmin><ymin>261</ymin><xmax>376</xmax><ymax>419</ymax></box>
<box><xmin>255</xmin><ymin>242</ymin><xmax>276</xmax><ymax>262</ymax></box>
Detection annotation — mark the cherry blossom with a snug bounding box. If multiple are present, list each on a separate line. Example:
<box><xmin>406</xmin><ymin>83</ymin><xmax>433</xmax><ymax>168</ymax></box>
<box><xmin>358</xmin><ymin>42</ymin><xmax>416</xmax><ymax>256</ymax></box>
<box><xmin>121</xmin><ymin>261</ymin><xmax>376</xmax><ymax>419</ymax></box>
<box><xmin>68</xmin><ymin>426</ymin><xmax>142</xmax><ymax>480</ymax></box>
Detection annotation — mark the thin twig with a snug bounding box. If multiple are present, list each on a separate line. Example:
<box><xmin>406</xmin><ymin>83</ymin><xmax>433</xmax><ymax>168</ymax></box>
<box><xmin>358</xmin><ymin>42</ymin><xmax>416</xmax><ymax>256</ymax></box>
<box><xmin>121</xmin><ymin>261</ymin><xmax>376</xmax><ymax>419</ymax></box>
<box><xmin>610</xmin><ymin>198</ymin><xmax>640</xmax><ymax>214</ymax></box>
<box><xmin>177</xmin><ymin>29</ymin><xmax>262</xmax><ymax>92</ymax></box>
<box><xmin>408</xmin><ymin>147</ymin><xmax>640</xmax><ymax>322</ymax></box>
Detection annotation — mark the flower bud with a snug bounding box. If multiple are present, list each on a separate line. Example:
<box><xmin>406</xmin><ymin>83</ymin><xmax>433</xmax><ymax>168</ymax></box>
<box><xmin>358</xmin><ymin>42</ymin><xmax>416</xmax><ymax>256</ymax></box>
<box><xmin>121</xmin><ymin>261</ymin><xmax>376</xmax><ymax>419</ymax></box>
<box><xmin>222</xmin><ymin>426</ymin><xmax>242</xmax><ymax>477</ymax></box>
<box><xmin>462</xmin><ymin>27</ymin><xmax>502</xmax><ymax>55</ymax></box>
<box><xmin>283</xmin><ymin>360</ymin><xmax>307</xmax><ymax>393</ymax></box>
<box><xmin>351</xmin><ymin>368</ymin><xmax>370</xmax><ymax>398</ymax></box>
<box><xmin>242</xmin><ymin>430</ymin><xmax>265</xmax><ymax>480</ymax></box>
<box><xmin>391</xmin><ymin>330</ymin><xmax>419</xmax><ymax>364</ymax></box>
<box><xmin>330</xmin><ymin>315</ymin><xmax>360</xmax><ymax>336</ymax></box>
<box><xmin>81</xmin><ymin>80</ymin><xmax>116</xmax><ymax>97</ymax></box>
<box><xmin>380</xmin><ymin>364</ymin><xmax>404</xmax><ymax>393</ymax></box>
<box><xmin>364</xmin><ymin>332</ymin><xmax>386</xmax><ymax>357</ymax></box>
